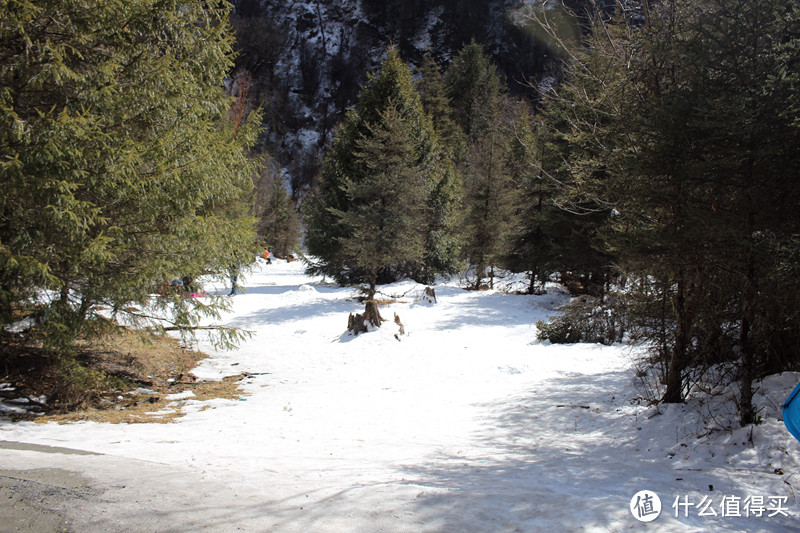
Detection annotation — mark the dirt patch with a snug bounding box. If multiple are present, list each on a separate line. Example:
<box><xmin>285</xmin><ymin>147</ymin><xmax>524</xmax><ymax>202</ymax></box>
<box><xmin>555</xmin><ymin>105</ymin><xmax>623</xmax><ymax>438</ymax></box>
<box><xmin>1</xmin><ymin>329</ymin><xmax>246</xmax><ymax>424</ymax></box>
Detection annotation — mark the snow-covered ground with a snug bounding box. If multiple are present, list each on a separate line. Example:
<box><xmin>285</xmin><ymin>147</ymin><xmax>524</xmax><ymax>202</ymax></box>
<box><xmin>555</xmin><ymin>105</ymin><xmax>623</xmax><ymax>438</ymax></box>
<box><xmin>2</xmin><ymin>259</ymin><xmax>800</xmax><ymax>532</ymax></box>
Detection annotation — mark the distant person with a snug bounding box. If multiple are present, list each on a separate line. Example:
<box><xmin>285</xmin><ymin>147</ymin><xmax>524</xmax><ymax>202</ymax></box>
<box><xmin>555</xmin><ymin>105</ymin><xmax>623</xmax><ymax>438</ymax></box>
<box><xmin>181</xmin><ymin>275</ymin><xmax>196</xmax><ymax>294</ymax></box>
<box><xmin>261</xmin><ymin>247</ymin><xmax>272</xmax><ymax>264</ymax></box>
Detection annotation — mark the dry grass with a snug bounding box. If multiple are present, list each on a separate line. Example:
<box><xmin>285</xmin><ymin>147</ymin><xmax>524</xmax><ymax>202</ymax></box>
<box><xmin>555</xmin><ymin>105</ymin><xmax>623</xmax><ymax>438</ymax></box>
<box><xmin>354</xmin><ymin>297</ymin><xmax>405</xmax><ymax>306</ymax></box>
<box><xmin>2</xmin><ymin>328</ymin><xmax>247</xmax><ymax>424</ymax></box>
<box><xmin>75</xmin><ymin>329</ymin><xmax>205</xmax><ymax>384</ymax></box>
<box><xmin>43</xmin><ymin>375</ymin><xmax>246</xmax><ymax>425</ymax></box>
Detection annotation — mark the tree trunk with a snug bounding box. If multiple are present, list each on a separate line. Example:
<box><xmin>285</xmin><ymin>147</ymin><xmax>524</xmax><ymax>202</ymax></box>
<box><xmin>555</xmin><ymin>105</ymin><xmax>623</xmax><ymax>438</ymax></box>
<box><xmin>739</xmin><ymin>159</ymin><xmax>757</xmax><ymax>426</ymax></box>
<box><xmin>663</xmin><ymin>272</ymin><xmax>689</xmax><ymax>403</ymax></box>
<box><xmin>347</xmin><ymin>300</ymin><xmax>385</xmax><ymax>335</ymax></box>
<box><xmin>363</xmin><ymin>300</ymin><xmax>384</xmax><ymax>327</ymax></box>
<box><xmin>474</xmin><ymin>261</ymin><xmax>484</xmax><ymax>290</ymax></box>
<box><xmin>739</xmin><ymin>252</ymin><xmax>757</xmax><ymax>426</ymax></box>
<box><xmin>739</xmin><ymin>285</ymin><xmax>755</xmax><ymax>426</ymax></box>
<box><xmin>368</xmin><ymin>270</ymin><xmax>377</xmax><ymax>301</ymax></box>
<box><xmin>663</xmin><ymin>268</ymin><xmax>704</xmax><ymax>404</ymax></box>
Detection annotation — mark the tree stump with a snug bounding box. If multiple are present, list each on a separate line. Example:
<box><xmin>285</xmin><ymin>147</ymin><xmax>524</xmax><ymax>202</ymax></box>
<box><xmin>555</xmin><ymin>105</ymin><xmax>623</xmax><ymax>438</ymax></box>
<box><xmin>347</xmin><ymin>300</ymin><xmax>385</xmax><ymax>335</ymax></box>
<box><xmin>347</xmin><ymin>312</ymin><xmax>367</xmax><ymax>335</ymax></box>
<box><xmin>422</xmin><ymin>286</ymin><xmax>437</xmax><ymax>304</ymax></box>
<box><xmin>393</xmin><ymin>312</ymin><xmax>406</xmax><ymax>342</ymax></box>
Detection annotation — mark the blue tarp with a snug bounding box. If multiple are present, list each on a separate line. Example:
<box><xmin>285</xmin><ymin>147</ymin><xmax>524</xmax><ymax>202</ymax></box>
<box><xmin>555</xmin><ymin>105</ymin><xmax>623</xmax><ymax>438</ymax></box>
<box><xmin>783</xmin><ymin>381</ymin><xmax>800</xmax><ymax>443</ymax></box>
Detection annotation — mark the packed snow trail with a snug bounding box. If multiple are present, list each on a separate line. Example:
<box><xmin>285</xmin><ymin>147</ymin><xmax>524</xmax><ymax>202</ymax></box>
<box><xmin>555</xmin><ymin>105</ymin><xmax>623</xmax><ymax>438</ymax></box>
<box><xmin>2</xmin><ymin>260</ymin><xmax>799</xmax><ymax>532</ymax></box>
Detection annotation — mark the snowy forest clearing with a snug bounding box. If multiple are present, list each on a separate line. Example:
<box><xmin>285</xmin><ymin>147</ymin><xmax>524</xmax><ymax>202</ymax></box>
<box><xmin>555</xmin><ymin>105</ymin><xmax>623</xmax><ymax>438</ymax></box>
<box><xmin>2</xmin><ymin>259</ymin><xmax>800</xmax><ymax>532</ymax></box>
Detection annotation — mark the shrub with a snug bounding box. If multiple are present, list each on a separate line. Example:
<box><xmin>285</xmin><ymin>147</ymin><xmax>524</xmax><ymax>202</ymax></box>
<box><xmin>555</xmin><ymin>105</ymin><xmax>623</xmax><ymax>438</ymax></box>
<box><xmin>536</xmin><ymin>295</ymin><xmax>626</xmax><ymax>345</ymax></box>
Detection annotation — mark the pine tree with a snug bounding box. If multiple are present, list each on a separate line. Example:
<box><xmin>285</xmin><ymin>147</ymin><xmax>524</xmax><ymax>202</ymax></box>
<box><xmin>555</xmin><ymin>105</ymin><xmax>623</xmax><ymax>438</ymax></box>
<box><xmin>538</xmin><ymin>1</ymin><xmax>718</xmax><ymax>403</ymax></box>
<box><xmin>304</xmin><ymin>46</ymin><xmax>459</xmax><ymax>295</ymax></box>
<box><xmin>445</xmin><ymin>41</ymin><xmax>517</xmax><ymax>289</ymax></box>
<box><xmin>444</xmin><ymin>40</ymin><xmax>505</xmax><ymax>143</ymax></box>
<box><xmin>416</xmin><ymin>52</ymin><xmax>464</xmax><ymax>282</ymax></box>
<box><xmin>0</xmin><ymin>0</ymin><xmax>260</xmax><ymax>356</ymax></box>
<box><xmin>504</xmin><ymin>102</ymin><xmax>552</xmax><ymax>292</ymax></box>
<box><xmin>459</xmin><ymin>99</ymin><xmax>517</xmax><ymax>289</ymax></box>
<box><xmin>537</xmin><ymin>0</ymin><xmax>800</xmax><ymax>422</ymax></box>
<box><xmin>671</xmin><ymin>0</ymin><xmax>800</xmax><ymax>423</ymax></box>
<box><xmin>337</xmin><ymin>104</ymin><xmax>428</xmax><ymax>299</ymax></box>
<box><xmin>602</xmin><ymin>0</ymin><xmax>800</xmax><ymax>418</ymax></box>
<box><xmin>252</xmin><ymin>157</ymin><xmax>301</xmax><ymax>258</ymax></box>
<box><xmin>417</xmin><ymin>52</ymin><xmax>466</xmax><ymax>158</ymax></box>
<box><xmin>421</xmin><ymin>157</ymin><xmax>463</xmax><ymax>283</ymax></box>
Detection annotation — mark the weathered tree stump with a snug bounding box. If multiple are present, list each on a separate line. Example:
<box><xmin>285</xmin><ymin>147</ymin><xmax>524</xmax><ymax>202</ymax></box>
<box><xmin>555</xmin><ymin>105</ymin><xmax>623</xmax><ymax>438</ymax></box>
<box><xmin>347</xmin><ymin>300</ymin><xmax>385</xmax><ymax>335</ymax></box>
<box><xmin>363</xmin><ymin>300</ymin><xmax>385</xmax><ymax>326</ymax></box>
<box><xmin>393</xmin><ymin>312</ymin><xmax>406</xmax><ymax>342</ymax></box>
<box><xmin>347</xmin><ymin>312</ymin><xmax>367</xmax><ymax>335</ymax></box>
<box><xmin>394</xmin><ymin>313</ymin><xmax>405</xmax><ymax>336</ymax></box>
<box><xmin>422</xmin><ymin>286</ymin><xmax>437</xmax><ymax>304</ymax></box>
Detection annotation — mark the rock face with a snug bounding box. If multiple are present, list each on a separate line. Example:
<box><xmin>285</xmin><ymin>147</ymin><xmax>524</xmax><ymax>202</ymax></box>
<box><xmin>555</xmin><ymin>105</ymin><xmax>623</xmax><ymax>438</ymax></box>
<box><xmin>231</xmin><ymin>0</ymin><xmax>561</xmax><ymax>196</ymax></box>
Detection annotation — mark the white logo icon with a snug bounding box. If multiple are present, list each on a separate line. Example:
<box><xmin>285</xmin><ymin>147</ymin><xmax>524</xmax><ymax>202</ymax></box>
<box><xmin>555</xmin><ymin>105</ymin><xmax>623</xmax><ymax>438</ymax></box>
<box><xmin>630</xmin><ymin>490</ymin><xmax>662</xmax><ymax>522</ymax></box>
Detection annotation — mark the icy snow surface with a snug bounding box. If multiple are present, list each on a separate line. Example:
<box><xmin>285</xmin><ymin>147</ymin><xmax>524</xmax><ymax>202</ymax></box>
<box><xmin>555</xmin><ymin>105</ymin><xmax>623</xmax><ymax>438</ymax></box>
<box><xmin>2</xmin><ymin>259</ymin><xmax>800</xmax><ymax>531</ymax></box>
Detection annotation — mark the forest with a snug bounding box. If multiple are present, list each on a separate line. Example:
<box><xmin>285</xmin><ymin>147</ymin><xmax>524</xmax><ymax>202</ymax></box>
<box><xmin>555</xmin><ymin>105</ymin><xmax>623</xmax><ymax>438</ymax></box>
<box><xmin>2</xmin><ymin>0</ymin><xmax>800</xmax><ymax>430</ymax></box>
<box><xmin>302</xmin><ymin>0</ymin><xmax>800</xmax><ymax>427</ymax></box>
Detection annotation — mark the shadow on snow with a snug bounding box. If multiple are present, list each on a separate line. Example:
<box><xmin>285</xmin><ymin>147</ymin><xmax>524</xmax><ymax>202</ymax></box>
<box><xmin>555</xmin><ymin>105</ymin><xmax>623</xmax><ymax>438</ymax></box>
<box><xmin>397</xmin><ymin>365</ymin><xmax>797</xmax><ymax>532</ymax></box>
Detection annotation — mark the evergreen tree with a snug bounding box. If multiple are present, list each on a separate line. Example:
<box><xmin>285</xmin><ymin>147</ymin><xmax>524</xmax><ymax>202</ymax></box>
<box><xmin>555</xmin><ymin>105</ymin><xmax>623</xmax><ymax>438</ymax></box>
<box><xmin>673</xmin><ymin>0</ymin><xmax>800</xmax><ymax>423</ymax></box>
<box><xmin>445</xmin><ymin>41</ymin><xmax>518</xmax><ymax>289</ymax></box>
<box><xmin>503</xmin><ymin>102</ymin><xmax>552</xmax><ymax>292</ymax></box>
<box><xmin>337</xmin><ymin>104</ymin><xmax>428</xmax><ymax>299</ymax></box>
<box><xmin>777</xmin><ymin>2</ymin><xmax>800</xmax><ymax>130</ymax></box>
<box><xmin>538</xmin><ymin>1</ymin><xmax>725</xmax><ymax>403</ymax></box>
<box><xmin>417</xmin><ymin>52</ymin><xmax>465</xmax><ymax>158</ymax></box>
<box><xmin>416</xmin><ymin>52</ymin><xmax>465</xmax><ymax>281</ymax></box>
<box><xmin>421</xmin><ymin>157</ymin><xmax>463</xmax><ymax>283</ymax></box>
<box><xmin>517</xmin><ymin>94</ymin><xmax>613</xmax><ymax>295</ymax></box>
<box><xmin>537</xmin><ymin>0</ymin><xmax>800</xmax><ymax>423</ymax></box>
<box><xmin>304</xmin><ymin>47</ymin><xmax>459</xmax><ymax>293</ymax></box>
<box><xmin>459</xmin><ymin>97</ymin><xmax>517</xmax><ymax>289</ymax></box>
<box><xmin>0</xmin><ymin>0</ymin><xmax>260</xmax><ymax>356</ymax></box>
<box><xmin>600</xmin><ymin>0</ymin><xmax>800</xmax><ymax>418</ymax></box>
<box><xmin>252</xmin><ymin>157</ymin><xmax>301</xmax><ymax>258</ymax></box>
<box><xmin>444</xmin><ymin>40</ymin><xmax>505</xmax><ymax>142</ymax></box>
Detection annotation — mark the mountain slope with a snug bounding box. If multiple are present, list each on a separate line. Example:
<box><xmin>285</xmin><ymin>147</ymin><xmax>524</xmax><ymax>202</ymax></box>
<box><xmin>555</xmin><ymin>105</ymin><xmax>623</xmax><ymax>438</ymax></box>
<box><xmin>231</xmin><ymin>0</ymin><xmax>560</xmax><ymax>196</ymax></box>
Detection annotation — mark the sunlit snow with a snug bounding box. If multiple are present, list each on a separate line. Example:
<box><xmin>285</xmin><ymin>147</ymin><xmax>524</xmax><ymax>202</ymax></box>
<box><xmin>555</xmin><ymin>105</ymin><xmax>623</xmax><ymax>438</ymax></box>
<box><xmin>2</xmin><ymin>259</ymin><xmax>799</xmax><ymax>531</ymax></box>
